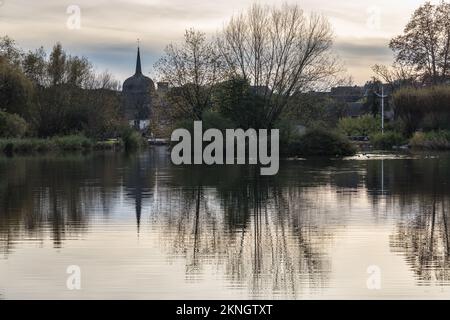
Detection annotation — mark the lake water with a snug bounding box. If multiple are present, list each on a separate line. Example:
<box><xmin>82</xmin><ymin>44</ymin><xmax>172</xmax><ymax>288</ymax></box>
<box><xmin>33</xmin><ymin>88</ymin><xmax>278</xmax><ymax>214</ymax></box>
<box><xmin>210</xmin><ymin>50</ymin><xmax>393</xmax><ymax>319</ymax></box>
<box><xmin>1</xmin><ymin>147</ymin><xmax>450</xmax><ymax>299</ymax></box>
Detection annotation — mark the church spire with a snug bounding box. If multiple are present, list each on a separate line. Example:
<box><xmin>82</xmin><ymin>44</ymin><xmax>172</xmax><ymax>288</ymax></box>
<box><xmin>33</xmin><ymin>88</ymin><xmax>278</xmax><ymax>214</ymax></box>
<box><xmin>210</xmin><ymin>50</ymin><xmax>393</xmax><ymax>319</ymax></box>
<box><xmin>135</xmin><ymin>42</ymin><xmax>142</xmax><ymax>75</ymax></box>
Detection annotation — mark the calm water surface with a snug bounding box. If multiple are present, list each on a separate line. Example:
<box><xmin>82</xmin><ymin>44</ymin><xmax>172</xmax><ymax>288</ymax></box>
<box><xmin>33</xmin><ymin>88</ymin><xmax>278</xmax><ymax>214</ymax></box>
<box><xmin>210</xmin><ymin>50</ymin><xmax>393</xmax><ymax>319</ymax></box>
<box><xmin>1</xmin><ymin>147</ymin><xmax>450</xmax><ymax>299</ymax></box>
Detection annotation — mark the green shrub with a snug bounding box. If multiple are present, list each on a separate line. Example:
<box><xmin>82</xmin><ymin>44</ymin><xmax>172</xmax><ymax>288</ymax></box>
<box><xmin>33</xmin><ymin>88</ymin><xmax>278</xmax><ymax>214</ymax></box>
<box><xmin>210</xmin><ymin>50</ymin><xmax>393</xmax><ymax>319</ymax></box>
<box><xmin>288</xmin><ymin>128</ymin><xmax>356</xmax><ymax>157</ymax></box>
<box><xmin>275</xmin><ymin>118</ymin><xmax>304</xmax><ymax>155</ymax></box>
<box><xmin>0</xmin><ymin>138</ymin><xmax>50</xmax><ymax>154</ymax></box>
<box><xmin>410</xmin><ymin>130</ymin><xmax>450</xmax><ymax>150</ymax></box>
<box><xmin>122</xmin><ymin>129</ymin><xmax>144</xmax><ymax>151</ymax></box>
<box><xmin>370</xmin><ymin>131</ymin><xmax>406</xmax><ymax>150</ymax></box>
<box><xmin>52</xmin><ymin>134</ymin><xmax>93</xmax><ymax>151</ymax></box>
<box><xmin>0</xmin><ymin>134</ymin><xmax>93</xmax><ymax>155</ymax></box>
<box><xmin>393</xmin><ymin>85</ymin><xmax>450</xmax><ymax>135</ymax></box>
<box><xmin>338</xmin><ymin>115</ymin><xmax>381</xmax><ymax>137</ymax></box>
<box><xmin>202</xmin><ymin>110</ymin><xmax>235</xmax><ymax>131</ymax></box>
<box><xmin>0</xmin><ymin>110</ymin><xmax>28</xmax><ymax>138</ymax></box>
<box><xmin>173</xmin><ymin>111</ymin><xmax>235</xmax><ymax>132</ymax></box>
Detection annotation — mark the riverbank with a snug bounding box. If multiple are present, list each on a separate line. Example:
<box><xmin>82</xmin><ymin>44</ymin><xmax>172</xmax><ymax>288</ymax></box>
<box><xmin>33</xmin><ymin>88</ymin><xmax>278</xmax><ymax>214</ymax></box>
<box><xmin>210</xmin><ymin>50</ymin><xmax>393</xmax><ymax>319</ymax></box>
<box><xmin>3</xmin><ymin>130</ymin><xmax>450</xmax><ymax>157</ymax></box>
<box><xmin>0</xmin><ymin>135</ymin><xmax>123</xmax><ymax>155</ymax></box>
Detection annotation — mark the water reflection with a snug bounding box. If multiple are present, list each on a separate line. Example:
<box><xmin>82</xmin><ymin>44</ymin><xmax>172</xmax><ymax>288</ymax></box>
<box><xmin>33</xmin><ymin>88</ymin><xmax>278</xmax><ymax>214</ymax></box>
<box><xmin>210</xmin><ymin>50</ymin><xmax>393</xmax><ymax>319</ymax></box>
<box><xmin>388</xmin><ymin>159</ymin><xmax>450</xmax><ymax>285</ymax></box>
<box><xmin>154</xmin><ymin>168</ymin><xmax>333</xmax><ymax>297</ymax></box>
<box><xmin>1</xmin><ymin>149</ymin><xmax>450</xmax><ymax>298</ymax></box>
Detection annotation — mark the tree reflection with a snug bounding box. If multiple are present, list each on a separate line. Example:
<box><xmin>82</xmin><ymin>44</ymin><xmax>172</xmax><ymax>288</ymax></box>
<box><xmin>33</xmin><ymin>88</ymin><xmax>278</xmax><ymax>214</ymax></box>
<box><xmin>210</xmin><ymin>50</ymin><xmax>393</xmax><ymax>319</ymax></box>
<box><xmin>385</xmin><ymin>158</ymin><xmax>450</xmax><ymax>284</ymax></box>
<box><xmin>3</xmin><ymin>149</ymin><xmax>450</xmax><ymax>294</ymax></box>
<box><xmin>154</xmin><ymin>165</ymin><xmax>333</xmax><ymax>297</ymax></box>
<box><xmin>0</xmin><ymin>154</ymin><xmax>122</xmax><ymax>252</ymax></box>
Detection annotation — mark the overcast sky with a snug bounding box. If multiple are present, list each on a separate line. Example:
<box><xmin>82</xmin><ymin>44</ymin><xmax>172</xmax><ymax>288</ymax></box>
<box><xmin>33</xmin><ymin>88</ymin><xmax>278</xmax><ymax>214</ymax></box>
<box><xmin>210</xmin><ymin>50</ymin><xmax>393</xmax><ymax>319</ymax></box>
<box><xmin>0</xmin><ymin>0</ymin><xmax>441</xmax><ymax>85</ymax></box>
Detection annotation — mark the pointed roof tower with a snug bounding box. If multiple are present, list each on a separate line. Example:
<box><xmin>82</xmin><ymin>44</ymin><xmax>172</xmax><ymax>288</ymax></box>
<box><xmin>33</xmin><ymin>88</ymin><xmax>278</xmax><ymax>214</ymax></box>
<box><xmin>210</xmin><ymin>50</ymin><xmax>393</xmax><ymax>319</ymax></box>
<box><xmin>135</xmin><ymin>46</ymin><xmax>142</xmax><ymax>75</ymax></box>
<box><xmin>122</xmin><ymin>42</ymin><xmax>155</xmax><ymax>121</ymax></box>
<box><xmin>123</xmin><ymin>42</ymin><xmax>154</xmax><ymax>93</ymax></box>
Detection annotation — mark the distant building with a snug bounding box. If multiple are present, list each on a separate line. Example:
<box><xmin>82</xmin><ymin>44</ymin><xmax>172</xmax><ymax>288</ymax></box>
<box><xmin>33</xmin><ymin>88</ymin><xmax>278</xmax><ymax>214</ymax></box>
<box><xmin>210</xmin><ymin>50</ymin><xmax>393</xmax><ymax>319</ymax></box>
<box><xmin>330</xmin><ymin>86</ymin><xmax>365</xmax><ymax>103</ymax></box>
<box><xmin>122</xmin><ymin>46</ymin><xmax>155</xmax><ymax>131</ymax></box>
<box><xmin>304</xmin><ymin>86</ymin><xmax>367</xmax><ymax>118</ymax></box>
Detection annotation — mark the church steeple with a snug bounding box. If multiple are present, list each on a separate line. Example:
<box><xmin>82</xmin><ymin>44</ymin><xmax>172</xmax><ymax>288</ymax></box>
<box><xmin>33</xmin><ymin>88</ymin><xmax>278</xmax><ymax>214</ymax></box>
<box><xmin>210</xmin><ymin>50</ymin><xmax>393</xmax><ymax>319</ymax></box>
<box><xmin>135</xmin><ymin>45</ymin><xmax>142</xmax><ymax>75</ymax></box>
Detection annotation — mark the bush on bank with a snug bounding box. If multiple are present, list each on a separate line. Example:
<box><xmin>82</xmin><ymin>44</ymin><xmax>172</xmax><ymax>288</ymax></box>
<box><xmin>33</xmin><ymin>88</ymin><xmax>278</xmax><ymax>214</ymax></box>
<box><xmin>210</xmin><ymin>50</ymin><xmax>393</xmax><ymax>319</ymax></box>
<box><xmin>393</xmin><ymin>85</ymin><xmax>450</xmax><ymax>136</ymax></box>
<box><xmin>370</xmin><ymin>131</ymin><xmax>406</xmax><ymax>150</ymax></box>
<box><xmin>0</xmin><ymin>110</ymin><xmax>28</xmax><ymax>138</ymax></box>
<box><xmin>121</xmin><ymin>128</ymin><xmax>145</xmax><ymax>151</ymax></box>
<box><xmin>285</xmin><ymin>127</ymin><xmax>356</xmax><ymax>157</ymax></box>
<box><xmin>338</xmin><ymin>115</ymin><xmax>381</xmax><ymax>137</ymax></box>
<box><xmin>410</xmin><ymin>130</ymin><xmax>450</xmax><ymax>150</ymax></box>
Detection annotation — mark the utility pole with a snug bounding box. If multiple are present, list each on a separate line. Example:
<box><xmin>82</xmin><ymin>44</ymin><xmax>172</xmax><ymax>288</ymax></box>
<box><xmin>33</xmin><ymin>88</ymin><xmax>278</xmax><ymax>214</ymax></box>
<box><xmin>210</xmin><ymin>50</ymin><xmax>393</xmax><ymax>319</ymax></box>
<box><xmin>375</xmin><ymin>85</ymin><xmax>388</xmax><ymax>135</ymax></box>
<box><xmin>381</xmin><ymin>86</ymin><xmax>384</xmax><ymax>135</ymax></box>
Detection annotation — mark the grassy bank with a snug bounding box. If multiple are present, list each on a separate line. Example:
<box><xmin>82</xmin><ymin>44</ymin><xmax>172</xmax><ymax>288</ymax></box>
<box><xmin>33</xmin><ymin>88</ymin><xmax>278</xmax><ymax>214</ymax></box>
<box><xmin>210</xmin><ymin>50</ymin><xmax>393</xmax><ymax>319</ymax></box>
<box><xmin>0</xmin><ymin>135</ymin><xmax>124</xmax><ymax>155</ymax></box>
<box><xmin>366</xmin><ymin>130</ymin><xmax>450</xmax><ymax>151</ymax></box>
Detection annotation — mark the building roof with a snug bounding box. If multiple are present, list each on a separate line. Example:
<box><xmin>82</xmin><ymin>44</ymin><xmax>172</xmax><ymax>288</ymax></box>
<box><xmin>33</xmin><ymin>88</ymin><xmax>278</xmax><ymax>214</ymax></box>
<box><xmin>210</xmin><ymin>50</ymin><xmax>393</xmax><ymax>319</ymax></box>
<box><xmin>123</xmin><ymin>47</ymin><xmax>154</xmax><ymax>92</ymax></box>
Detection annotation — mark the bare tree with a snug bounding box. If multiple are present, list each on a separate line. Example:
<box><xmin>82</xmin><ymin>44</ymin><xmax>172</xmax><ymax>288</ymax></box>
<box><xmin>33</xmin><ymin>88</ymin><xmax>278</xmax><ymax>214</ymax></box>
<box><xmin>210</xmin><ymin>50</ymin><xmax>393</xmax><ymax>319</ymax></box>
<box><xmin>65</xmin><ymin>55</ymin><xmax>92</xmax><ymax>88</ymax></box>
<box><xmin>389</xmin><ymin>1</ymin><xmax>450</xmax><ymax>85</ymax></box>
<box><xmin>217</xmin><ymin>3</ymin><xmax>342</xmax><ymax>127</ymax></box>
<box><xmin>0</xmin><ymin>36</ymin><xmax>23</xmax><ymax>67</ymax></box>
<box><xmin>155</xmin><ymin>29</ymin><xmax>225</xmax><ymax>120</ymax></box>
<box><xmin>372</xmin><ymin>62</ymin><xmax>420</xmax><ymax>91</ymax></box>
<box><xmin>85</xmin><ymin>70</ymin><xmax>121</xmax><ymax>91</ymax></box>
<box><xmin>22</xmin><ymin>47</ymin><xmax>47</xmax><ymax>87</ymax></box>
<box><xmin>47</xmin><ymin>43</ymin><xmax>67</xmax><ymax>86</ymax></box>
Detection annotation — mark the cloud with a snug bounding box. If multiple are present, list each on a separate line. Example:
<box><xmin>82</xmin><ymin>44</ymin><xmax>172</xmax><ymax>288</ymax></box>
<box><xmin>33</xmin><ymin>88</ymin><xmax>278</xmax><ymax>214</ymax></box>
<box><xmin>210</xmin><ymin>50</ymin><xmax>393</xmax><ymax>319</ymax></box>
<box><xmin>0</xmin><ymin>0</ymin><xmax>427</xmax><ymax>84</ymax></box>
<box><xmin>335</xmin><ymin>38</ymin><xmax>392</xmax><ymax>61</ymax></box>
<box><xmin>334</xmin><ymin>37</ymin><xmax>394</xmax><ymax>83</ymax></box>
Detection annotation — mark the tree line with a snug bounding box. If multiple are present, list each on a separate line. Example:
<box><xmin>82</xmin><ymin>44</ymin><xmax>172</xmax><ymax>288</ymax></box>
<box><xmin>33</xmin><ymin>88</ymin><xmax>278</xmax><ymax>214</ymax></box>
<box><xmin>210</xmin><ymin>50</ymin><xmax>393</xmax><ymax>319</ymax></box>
<box><xmin>385</xmin><ymin>1</ymin><xmax>450</xmax><ymax>139</ymax></box>
<box><xmin>154</xmin><ymin>3</ymin><xmax>346</xmax><ymax>131</ymax></box>
<box><xmin>0</xmin><ymin>37</ymin><xmax>124</xmax><ymax>139</ymax></box>
<box><xmin>5</xmin><ymin>0</ymin><xmax>345</xmax><ymax>143</ymax></box>
<box><xmin>1</xmin><ymin>1</ymin><xmax>449</xmax><ymax>153</ymax></box>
